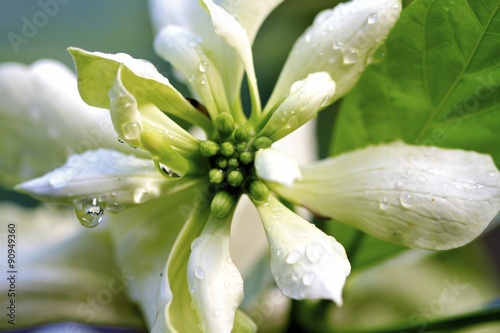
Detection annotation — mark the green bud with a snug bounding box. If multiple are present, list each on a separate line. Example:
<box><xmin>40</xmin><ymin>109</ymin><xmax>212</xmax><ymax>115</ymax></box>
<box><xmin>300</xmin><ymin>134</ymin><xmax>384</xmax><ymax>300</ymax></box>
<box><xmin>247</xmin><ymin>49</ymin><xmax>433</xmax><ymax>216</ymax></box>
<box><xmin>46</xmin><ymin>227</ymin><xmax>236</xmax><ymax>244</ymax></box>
<box><xmin>234</xmin><ymin>127</ymin><xmax>250</xmax><ymax>142</ymax></box>
<box><xmin>227</xmin><ymin>170</ymin><xmax>244</xmax><ymax>187</ymax></box>
<box><xmin>236</xmin><ymin>142</ymin><xmax>248</xmax><ymax>153</ymax></box>
<box><xmin>200</xmin><ymin>140</ymin><xmax>219</xmax><ymax>157</ymax></box>
<box><xmin>220</xmin><ymin>142</ymin><xmax>235</xmax><ymax>157</ymax></box>
<box><xmin>248</xmin><ymin>180</ymin><xmax>269</xmax><ymax>202</ymax></box>
<box><xmin>239</xmin><ymin>151</ymin><xmax>253</xmax><ymax>165</ymax></box>
<box><xmin>215</xmin><ymin>157</ymin><xmax>228</xmax><ymax>169</ymax></box>
<box><xmin>209</xmin><ymin>168</ymin><xmax>225</xmax><ymax>184</ymax></box>
<box><xmin>252</xmin><ymin>136</ymin><xmax>273</xmax><ymax>151</ymax></box>
<box><xmin>228</xmin><ymin>158</ymin><xmax>239</xmax><ymax>168</ymax></box>
<box><xmin>215</xmin><ymin>113</ymin><xmax>235</xmax><ymax>139</ymax></box>
<box><xmin>211</xmin><ymin>191</ymin><xmax>236</xmax><ymax>218</ymax></box>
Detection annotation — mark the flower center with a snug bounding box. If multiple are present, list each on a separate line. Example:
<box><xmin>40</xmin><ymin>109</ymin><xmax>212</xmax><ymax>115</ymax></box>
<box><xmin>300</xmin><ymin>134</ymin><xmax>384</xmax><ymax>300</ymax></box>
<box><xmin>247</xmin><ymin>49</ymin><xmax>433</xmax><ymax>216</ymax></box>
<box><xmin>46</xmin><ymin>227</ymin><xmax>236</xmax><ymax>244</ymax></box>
<box><xmin>200</xmin><ymin>113</ymin><xmax>270</xmax><ymax>218</ymax></box>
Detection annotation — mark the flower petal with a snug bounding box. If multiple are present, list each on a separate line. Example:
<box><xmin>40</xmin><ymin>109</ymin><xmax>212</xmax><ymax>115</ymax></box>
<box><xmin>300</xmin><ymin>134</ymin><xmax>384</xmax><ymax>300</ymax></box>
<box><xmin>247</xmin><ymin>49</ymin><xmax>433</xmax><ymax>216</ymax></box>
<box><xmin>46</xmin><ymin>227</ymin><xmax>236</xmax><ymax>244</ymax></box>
<box><xmin>255</xmin><ymin>196</ymin><xmax>350</xmax><ymax>304</ymax></box>
<box><xmin>255</xmin><ymin>148</ymin><xmax>302</xmax><ymax>187</ymax></box>
<box><xmin>188</xmin><ymin>212</ymin><xmax>244</xmax><ymax>333</ymax></box>
<box><xmin>0</xmin><ymin>60</ymin><xmax>127</xmax><ymax>187</ymax></box>
<box><xmin>265</xmin><ymin>0</ymin><xmax>402</xmax><ymax>113</ymax></box>
<box><xmin>153</xmin><ymin>25</ymin><xmax>232</xmax><ymax>119</ymax></box>
<box><xmin>0</xmin><ymin>204</ymin><xmax>144</xmax><ymax>330</ymax></box>
<box><xmin>272</xmin><ymin>142</ymin><xmax>500</xmax><ymax>250</ymax></box>
<box><xmin>16</xmin><ymin>149</ymin><xmax>198</xmax><ymax>212</ymax></box>
<box><xmin>68</xmin><ymin>47</ymin><xmax>212</xmax><ymax>132</ymax></box>
<box><xmin>106</xmin><ymin>181</ymin><xmax>205</xmax><ymax>329</ymax></box>
<box><xmin>258</xmin><ymin>72</ymin><xmax>336</xmax><ymax>141</ymax></box>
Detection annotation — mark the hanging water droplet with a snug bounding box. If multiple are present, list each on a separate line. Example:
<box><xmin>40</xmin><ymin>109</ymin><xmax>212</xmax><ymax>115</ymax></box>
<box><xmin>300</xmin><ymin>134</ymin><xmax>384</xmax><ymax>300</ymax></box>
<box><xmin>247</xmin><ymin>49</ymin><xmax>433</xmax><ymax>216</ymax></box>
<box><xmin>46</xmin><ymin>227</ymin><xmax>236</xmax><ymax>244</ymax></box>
<box><xmin>74</xmin><ymin>197</ymin><xmax>104</xmax><ymax>228</ymax></box>
<box><xmin>195</xmin><ymin>267</ymin><xmax>206</xmax><ymax>280</ymax></box>
<box><xmin>49</xmin><ymin>166</ymin><xmax>79</xmax><ymax>188</ymax></box>
<box><xmin>379</xmin><ymin>197</ymin><xmax>389</xmax><ymax>210</ymax></box>
<box><xmin>198</xmin><ymin>59</ymin><xmax>209</xmax><ymax>73</ymax></box>
<box><xmin>286</xmin><ymin>250</ymin><xmax>301</xmax><ymax>264</ymax></box>
<box><xmin>122</xmin><ymin>121</ymin><xmax>141</xmax><ymax>140</ymax></box>
<box><xmin>343</xmin><ymin>48</ymin><xmax>359</xmax><ymax>64</ymax></box>
<box><xmin>302</xmin><ymin>272</ymin><xmax>316</xmax><ymax>286</ymax></box>
<box><xmin>305</xmin><ymin>243</ymin><xmax>325</xmax><ymax>263</ymax></box>
<box><xmin>158</xmin><ymin>163</ymin><xmax>182</xmax><ymax>178</ymax></box>
<box><xmin>117</xmin><ymin>136</ymin><xmax>125</xmax><ymax>144</ymax></box>
<box><xmin>399</xmin><ymin>192</ymin><xmax>413</xmax><ymax>208</ymax></box>
<box><xmin>367</xmin><ymin>12</ymin><xmax>379</xmax><ymax>24</ymax></box>
<box><xmin>134</xmin><ymin>188</ymin><xmax>150</xmax><ymax>204</ymax></box>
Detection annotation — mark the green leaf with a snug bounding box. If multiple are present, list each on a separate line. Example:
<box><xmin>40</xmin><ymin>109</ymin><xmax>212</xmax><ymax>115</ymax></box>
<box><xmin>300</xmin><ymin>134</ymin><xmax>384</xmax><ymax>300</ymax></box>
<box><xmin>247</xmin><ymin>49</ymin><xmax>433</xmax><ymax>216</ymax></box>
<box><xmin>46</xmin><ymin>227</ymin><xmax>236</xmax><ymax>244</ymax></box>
<box><xmin>325</xmin><ymin>0</ymin><xmax>500</xmax><ymax>270</ymax></box>
<box><xmin>331</xmin><ymin>0</ymin><xmax>500</xmax><ymax>162</ymax></box>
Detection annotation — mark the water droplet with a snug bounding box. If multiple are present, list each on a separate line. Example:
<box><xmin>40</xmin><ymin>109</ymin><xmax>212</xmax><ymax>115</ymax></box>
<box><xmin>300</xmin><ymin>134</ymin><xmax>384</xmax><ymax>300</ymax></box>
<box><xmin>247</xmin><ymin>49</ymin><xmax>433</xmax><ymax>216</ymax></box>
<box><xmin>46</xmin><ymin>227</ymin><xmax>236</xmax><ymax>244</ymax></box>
<box><xmin>134</xmin><ymin>188</ymin><xmax>150</xmax><ymax>204</ymax></box>
<box><xmin>367</xmin><ymin>44</ymin><xmax>387</xmax><ymax>64</ymax></box>
<box><xmin>195</xmin><ymin>267</ymin><xmax>206</xmax><ymax>280</ymax></box>
<box><xmin>396</xmin><ymin>179</ymin><xmax>407</xmax><ymax>188</ymax></box>
<box><xmin>117</xmin><ymin>137</ymin><xmax>125</xmax><ymax>144</ymax></box>
<box><xmin>158</xmin><ymin>163</ymin><xmax>182</xmax><ymax>178</ymax></box>
<box><xmin>367</xmin><ymin>13</ymin><xmax>379</xmax><ymax>24</ymax></box>
<box><xmin>333</xmin><ymin>40</ymin><xmax>344</xmax><ymax>50</ymax></box>
<box><xmin>226</xmin><ymin>256</ymin><xmax>233</xmax><ymax>264</ymax></box>
<box><xmin>286</xmin><ymin>250</ymin><xmax>301</xmax><ymax>264</ymax></box>
<box><xmin>287</xmin><ymin>115</ymin><xmax>299</xmax><ymax>129</ymax></box>
<box><xmin>343</xmin><ymin>48</ymin><xmax>358</xmax><ymax>64</ymax></box>
<box><xmin>417</xmin><ymin>175</ymin><xmax>428</xmax><ymax>183</ymax></box>
<box><xmin>191</xmin><ymin>237</ymin><xmax>204</xmax><ymax>250</ymax></box>
<box><xmin>200</xmin><ymin>78</ymin><xmax>207</xmax><ymax>85</ymax></box>
<box><xmin>290</xmin><ymin>80</ymin><xmax>305</xmax><ymax>94</ymax></box>
<box><xmin>49</xmin><ymin>167</ymin><xmax>79</xmax><ymax>188</ymax></box>
<box><xmin>198</xmin><ymin>59</ymin><xmax>209</xmax><ymax>73</ymax></box>
<box><xmin>399</xmin><ymin>192</ymin><xmax>413</xmax><ymax>208</ymax></box>
<box><xmin>75</xmin><ymin>197</ymin><xmax>104</xmax><ymax>228</ymax></box>
<box><xmin>302</xmin><ymin>272</ymin><xmax>316</xmax><ymax>286</ymax></box>
<box><xmin>214</xmin><ymin>308</ymin><xmax>221</xmax><ymax>317</ymax></box>
<box><xmin>321</xmin><ymin>95</ymin><xmax>331</xmax><ymax>108</ymax></box>
<box><xmin>111</xmin><ymin>190</ymin><xmax>118</xmax><ymax>197</ymax></box>
<box><xmin>305</xmin><ymin>243</ymin><xmax>325</xmax><ymax>263</ymax></box>
<box><xmin>379</xmin><ymin>197</ymin><xmax>389</xmax><ymax>210</ymax></box>
<box><xmin>123</xmin><ymin>121</ymin><xmax>141</xmax><ymax>140</ymax></box>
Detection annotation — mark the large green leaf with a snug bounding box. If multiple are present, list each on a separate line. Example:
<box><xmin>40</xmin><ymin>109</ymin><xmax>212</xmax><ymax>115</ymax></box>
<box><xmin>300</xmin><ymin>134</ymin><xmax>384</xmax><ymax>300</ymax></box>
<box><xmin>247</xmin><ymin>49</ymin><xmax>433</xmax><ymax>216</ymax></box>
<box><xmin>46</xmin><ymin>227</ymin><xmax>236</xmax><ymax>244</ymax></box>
<box><xmin>325</xmin><ymin>0</ymin><xmax>500</xmax><ymax>270</ymax></box>
<box><xmin>331</xmin><ymin>0</ymin><xmax>500</xmax><ymax>161</ymax></box>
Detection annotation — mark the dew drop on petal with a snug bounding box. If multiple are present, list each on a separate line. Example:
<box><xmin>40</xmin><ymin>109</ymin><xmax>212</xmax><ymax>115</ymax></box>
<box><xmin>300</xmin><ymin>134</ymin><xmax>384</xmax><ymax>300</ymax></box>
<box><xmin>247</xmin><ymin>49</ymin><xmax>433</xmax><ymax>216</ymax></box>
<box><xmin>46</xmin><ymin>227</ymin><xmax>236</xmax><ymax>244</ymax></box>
<box><xmin>49</xmin><ymin>167</ymin><xmax>79</xmax><ymax>188</ymax></box>
<box><xmin>286</xmin><ymin>250</ymin><xmax>301</xmax><ymax>264</ymax></box>
<box><xmin>305</xmin><ymin>243</ymin><xmax>325</xmax><ymax>263</ymax></box>
<box><xmin>75</xmin><ymin>197</ymin><xmax>104</xmax><ymax>228</ymax></box>
<box><xmin>133</xmin><ymin>188</ymin><xmax>150</xmax><ymax>204</ymax></box>
<box><xmin>158</xmin><ymin>163</ymin><xmax>182</xmax><ymax>178</ymax></box>
<box><xmin>399</xmin><ymin>191</ymin><xmax>413</xmax><ymax>208</ymax></box>
<box><xmin>302</xmin><ymin>272</ymin><xmax>316</xmax><ymax>286</ymax></box>
<box><xmin>379</xmin><ymin>197</ymin><xmax>389</xmax><ymax>210</ymax></box>
<box><xmin>290</xmin><ymin>80</ymin><xmax>306</xmax><ymax>94</ymax></box>
<box><xmin>333</xmin><ymin>40</ymin><xmax>344</xmax><ymax>50</ymax></box>
<box><xmin>367</xmin><ymin>12</ymin><xmax>379</xmax><ymax>24</ymax></box>
<box><xmin>198</xmin><ymin>59</ymin><xmax>209</xmax><ymax>73</ymax></box>
<box><xmin>123</xmin><ymin>121</ymin><xmax>141</xmax><ymax>140</ymax></box>
<box><xmin>321</xmin><ymin>95</ymin><xmax>331</xmax><ymax>108</ymax></box>
<box><xmin>117</xmin><ymin>137</ymin><xmax>125</xmax><ymax>144</ymax></box>
<box><xmin>287</xmin><ymin>115</ymin><xmax>299</xmax><ymax>129</ymax></box>
<box><xmin>191</xmin><ymin>237</ymin><xmax>204</xmax><ymax>250</ymax></box>
<box><xmin>214</xmin><ymin>308</ymin><xmax>222</xmax><ymax>317</ymax></box>
<box><xmin>343</xmin><ymin>48</ymin><xmax>359</xmax><ymax>64</ymax></box>
<box><xmin>195</xmin><ymin>267</ymin><xmax>206</xmax><ymax>280</ymax></box>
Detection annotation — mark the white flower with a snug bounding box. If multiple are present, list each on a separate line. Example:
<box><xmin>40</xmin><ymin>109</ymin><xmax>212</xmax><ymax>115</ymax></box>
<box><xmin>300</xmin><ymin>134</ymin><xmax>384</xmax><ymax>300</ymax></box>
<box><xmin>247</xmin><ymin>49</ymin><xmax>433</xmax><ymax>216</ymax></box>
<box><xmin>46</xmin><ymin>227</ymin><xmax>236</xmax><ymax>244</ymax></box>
<box><xmin>12</xmin><ymin>1</ymin><xmax>500</xmax><ymax>333</ymax></box>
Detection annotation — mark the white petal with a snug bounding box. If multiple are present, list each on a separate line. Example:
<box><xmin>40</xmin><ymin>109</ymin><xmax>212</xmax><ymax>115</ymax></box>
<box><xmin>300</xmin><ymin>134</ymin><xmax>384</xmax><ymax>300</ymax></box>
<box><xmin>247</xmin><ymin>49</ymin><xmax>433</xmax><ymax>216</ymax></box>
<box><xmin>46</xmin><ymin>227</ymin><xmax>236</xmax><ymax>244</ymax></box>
<box><xmin>0</xmin><ymin>60</ymin><xmax>127</xmax><ymax>187</ymax></box>
<box><xmin>15</xmin><ymin>148</ymin><xmax>191</xmax><ymax>211</ymax></box>
<box><xmin>255</xmin><ymin>197</ymin><xmax>350</xmax><ymax>304</ymax></box>
<box><xmin>259</xmin><ymin>72</ymin><xmax>335</xmax><ymax>140</ymax></box>
<box><xmin>274</xmin><ymin>142</ymin><xmax>500</xmax><ymax>250</ymax></box>
<box><xmin>255</xmin><ymin>148</ymin><xmax>302</xmax><ymax>187</ymax></box>
<box><xmin>188</xmin><ymin>213</ymin><xmax>244</xmax><ymax>333</ymax></box>
<box><xmin>265</xmin><ymin>0</ymin><xmax>402</xmax><ymax>112</ymax></box>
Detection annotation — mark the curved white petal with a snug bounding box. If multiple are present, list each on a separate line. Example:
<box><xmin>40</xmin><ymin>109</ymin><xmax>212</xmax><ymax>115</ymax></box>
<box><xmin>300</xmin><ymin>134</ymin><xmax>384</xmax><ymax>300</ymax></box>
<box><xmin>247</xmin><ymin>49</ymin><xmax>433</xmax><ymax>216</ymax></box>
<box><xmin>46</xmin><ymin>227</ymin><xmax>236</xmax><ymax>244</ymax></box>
<box><xmin>15</xmin><ymin>149</ymin><xmax>196</xmax><ymax>212</ymax></box>
<box><xmin>259</xmin><ymin>72</ymin><xmax>335</xmax><ymax>141</ymax></box>
<box><xmin>255</xmin><ymin>196</ymin><xmax>350</xmax><ymax>304</ymax></box>
<box><xmin>188</xmin><ymin>213</ymin><xmax>244</xmax><ymax>333</ymax></box>
<box><xmin>154</xmin><ymin>25</ymin><xmax>231</xmax><ymax>119</ymax></box>
<box><xmin>273</xmin><ymin>142</ymin><xmax>500</xmax><ymax>250</ymax></box>
<box><xmin>255</xmin><ymin>148</ymin><xmax>302</xmax><ymax>187</ymax></box>
<box><xmin>0</xmin><ymin>60</ymin><xmax>127</xmax><ymax>187</ymax></box>
<box><xmin>265</xmin><ymin>0</ymin><xmax>402</xmax><ymax>113</ymax></box>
